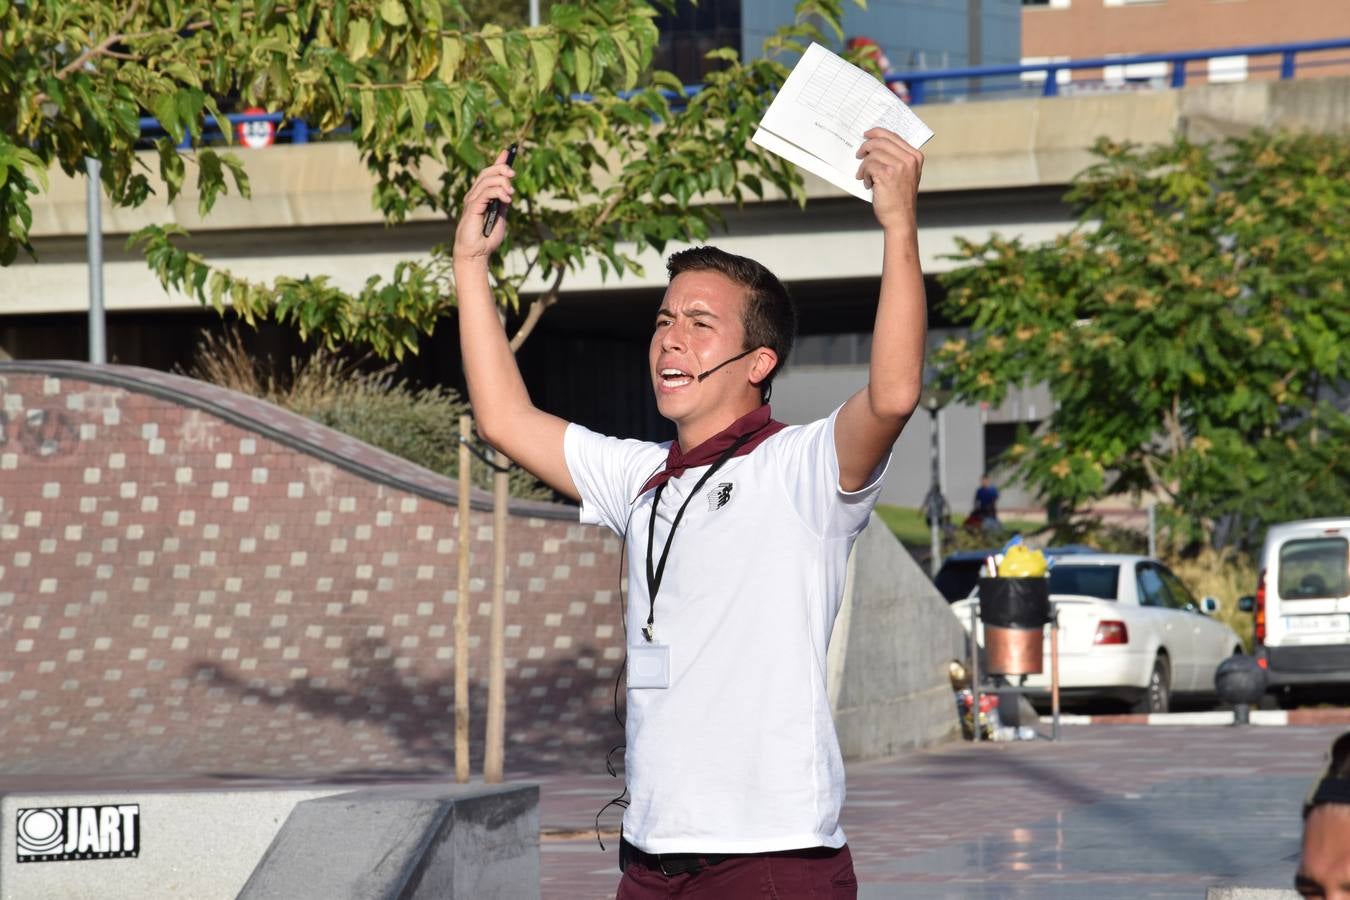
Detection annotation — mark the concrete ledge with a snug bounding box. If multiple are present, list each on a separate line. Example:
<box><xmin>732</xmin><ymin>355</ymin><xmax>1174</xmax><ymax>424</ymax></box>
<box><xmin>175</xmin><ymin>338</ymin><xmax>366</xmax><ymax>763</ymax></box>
<box><xmin>0</xmin><ymin>785</ymin><xmax>346</xmax><ymax>900</ymax></box>
<box><xmin>239</xmin><ymin>782</ymin><xmax>539</xmax><ymax>900</ymax></box>
<box><xmin>828</xmin><ymin>515</ymin><xmax>965</xmax><ymax>759</ymax></box>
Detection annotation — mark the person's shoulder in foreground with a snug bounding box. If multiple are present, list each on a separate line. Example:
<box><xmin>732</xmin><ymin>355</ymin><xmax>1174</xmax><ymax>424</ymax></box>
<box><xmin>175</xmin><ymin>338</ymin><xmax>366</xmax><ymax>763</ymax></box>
<box><xmin>1298</xmin><ymin>731</ymin><xmax>1350</xmax><ymax>898</ymax></box>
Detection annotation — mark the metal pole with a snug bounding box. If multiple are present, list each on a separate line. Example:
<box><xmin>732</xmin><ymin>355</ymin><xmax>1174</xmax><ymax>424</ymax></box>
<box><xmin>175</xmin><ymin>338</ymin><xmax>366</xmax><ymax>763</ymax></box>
<box><xmin>455</xmin><ymin>416</ymin><xmax>472</xmax><ymax>783</ymax></box>
<box><xmin>1147</xmin><ymin>503</ymin><xmax>1157</xmax><ymax>558</ymax></box>
<box><xmin>970</xmin><ymin>600</ymin><xmax>981</xmax><ymax>743</ymax></box>
<box><xmin>929</xmin><ymin>408</ymin><xmax>941</xmax><ymax>578</ymax></box>
<box><xmin>967</xmin><ymin>0</ymin><xmax>982</xmax><ymax>96</ymax></box>
<box><xmin>85</xmin><ymin>158</ymin><xmax>106</xmax><ymax>364</ymax></box>
<box><xmin>484</xmin><ymin>450</ymin><xmax>509</xmax><ymax>783</ymax></box>
<box><xmin>1051</xmin><ymin>612</ymin><xmax>1061</xmax><ymax>741</ymax></box>
<box><xmin>529</xmin><ymin>0</ymin><xmax>540</xmax><ymax>27</ymax></box>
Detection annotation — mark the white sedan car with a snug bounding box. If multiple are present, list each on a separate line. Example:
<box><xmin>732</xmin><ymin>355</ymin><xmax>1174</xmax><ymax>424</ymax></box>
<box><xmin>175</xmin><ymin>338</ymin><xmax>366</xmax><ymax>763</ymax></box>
<box><xmin>950</xmin><ymin>554</ymin><xmax>1245</xmax><ymax>713</ymax></box>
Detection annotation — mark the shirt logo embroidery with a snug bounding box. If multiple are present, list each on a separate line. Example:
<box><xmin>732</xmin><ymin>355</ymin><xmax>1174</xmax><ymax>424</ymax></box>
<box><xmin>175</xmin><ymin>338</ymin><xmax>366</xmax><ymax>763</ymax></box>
<box><xmin>708</xmin><ymin>482</ymin><xmax>733</xmax><ymax>511</ymax></box>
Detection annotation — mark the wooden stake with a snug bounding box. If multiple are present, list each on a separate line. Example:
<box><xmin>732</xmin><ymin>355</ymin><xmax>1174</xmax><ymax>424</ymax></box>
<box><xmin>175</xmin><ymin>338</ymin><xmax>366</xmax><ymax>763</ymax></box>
<box><xmin>484</xmin><ymin>450</ymin><xmax>509</xmax><ymax>783</ymax></box>
<box><xmin>455</xmin><ymin>415</ymin><xmax>472</xmax><ymax>783</ymax></box>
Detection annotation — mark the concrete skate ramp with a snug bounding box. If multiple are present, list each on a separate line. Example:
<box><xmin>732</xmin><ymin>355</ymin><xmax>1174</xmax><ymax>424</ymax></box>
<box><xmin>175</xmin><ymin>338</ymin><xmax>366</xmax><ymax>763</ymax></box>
<box><xmin>0</xmin><ymin>781</ymin><xmax>537</xmax><ymax>900</ymax></box>
<box><xmin>829</xmin><ymin>516</ymin><xmax>966</xmax><ymax>758</ymax></box>
<box><xmin>240</xmin><ymin>783</ymin><xmax>538</xmax><ymax>900</ymax></box>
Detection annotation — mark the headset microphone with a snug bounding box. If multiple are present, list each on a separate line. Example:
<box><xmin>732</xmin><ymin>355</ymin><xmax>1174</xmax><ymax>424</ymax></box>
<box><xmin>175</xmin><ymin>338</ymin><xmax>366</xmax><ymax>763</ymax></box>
<box><xmin>695</xmin><ymin>347</ymin><xmax>757</xmax><ymax>382</ymax></box>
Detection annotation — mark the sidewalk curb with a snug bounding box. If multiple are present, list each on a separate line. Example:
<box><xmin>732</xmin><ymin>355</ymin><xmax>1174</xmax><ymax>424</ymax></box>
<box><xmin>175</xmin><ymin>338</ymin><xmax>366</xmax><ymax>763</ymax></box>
<box><xmin>1041</xmin><ymin>709</ymin><xmax>1350</xmax><ymax>726</ymax></box>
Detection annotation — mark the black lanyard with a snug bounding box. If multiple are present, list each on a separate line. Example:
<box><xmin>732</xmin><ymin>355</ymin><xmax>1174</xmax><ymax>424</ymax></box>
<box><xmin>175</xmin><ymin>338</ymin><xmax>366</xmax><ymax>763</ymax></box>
<box><xmin>642</xmin><ymin>427</ymin><xmax>763</xmax><ymax>642</ymax></box>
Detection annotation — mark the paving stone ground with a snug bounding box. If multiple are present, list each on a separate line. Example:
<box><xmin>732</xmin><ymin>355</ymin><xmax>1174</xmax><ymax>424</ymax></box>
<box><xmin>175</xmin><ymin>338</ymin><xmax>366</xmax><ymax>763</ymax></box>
<box><xmin>533</xmin><ymin>723</ymin><xmax>1339</xmax><ymax>899</ymax></box>
<box><xmin>1</xmin><ymin>722</ymin><xmax>1334</xmax><ymax>898</ymax></box>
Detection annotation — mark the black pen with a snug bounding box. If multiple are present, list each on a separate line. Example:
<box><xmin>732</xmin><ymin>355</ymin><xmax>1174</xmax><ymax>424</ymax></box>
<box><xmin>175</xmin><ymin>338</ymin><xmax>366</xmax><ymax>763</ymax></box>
<box><xmin>482</xmin><ymin>143</ymin><xmax>518</xmax><ymax>237</ymax></box>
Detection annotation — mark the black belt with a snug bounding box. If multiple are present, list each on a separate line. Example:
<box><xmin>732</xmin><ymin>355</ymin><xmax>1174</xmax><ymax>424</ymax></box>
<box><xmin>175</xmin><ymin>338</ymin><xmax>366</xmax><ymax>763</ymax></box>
<box><xmin>620</xmin><ymin>838</ymin><xmax>731</xmax><ymax>876</ymax></box>
<box><xmin>619</xmin><ymin>837</ymin><xmax>839</xmax><ymax>877</ymax></box>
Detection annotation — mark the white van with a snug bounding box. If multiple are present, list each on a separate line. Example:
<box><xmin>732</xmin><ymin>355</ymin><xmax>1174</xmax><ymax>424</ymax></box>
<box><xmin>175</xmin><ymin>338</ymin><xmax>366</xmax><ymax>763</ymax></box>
<box><xmin>1249</xmin><ymin>518</ymin><xmax>1350</xmax><ymax>696</ymax></box>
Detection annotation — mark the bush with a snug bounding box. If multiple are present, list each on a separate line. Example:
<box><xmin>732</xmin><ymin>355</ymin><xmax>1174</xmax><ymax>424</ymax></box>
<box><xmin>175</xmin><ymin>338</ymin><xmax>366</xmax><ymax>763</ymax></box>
<box><xmin>184</xmin><ymin>329</ymin><xmax>552</xmax><ymax>501</ymax></box>
<box><xmin>1163</xmin><ymin>546</ymin><xmax>1258</xmax><ymax>652</ymax></box>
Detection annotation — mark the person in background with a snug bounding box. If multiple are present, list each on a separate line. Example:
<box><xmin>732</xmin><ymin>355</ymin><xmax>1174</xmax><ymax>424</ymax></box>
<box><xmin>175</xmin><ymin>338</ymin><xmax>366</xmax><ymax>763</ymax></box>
<box><xmin>967</xmin><ymin>473</ymin><xmax>1000</xmax><ymax>532</ymax></box>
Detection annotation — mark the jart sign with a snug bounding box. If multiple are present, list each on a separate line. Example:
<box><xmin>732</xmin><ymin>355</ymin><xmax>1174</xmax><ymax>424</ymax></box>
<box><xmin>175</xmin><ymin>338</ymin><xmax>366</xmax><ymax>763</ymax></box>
<box><xmin>16</xmin><ymin>805</ymin><xmax>140</xmax><ymax>862</ymax></box>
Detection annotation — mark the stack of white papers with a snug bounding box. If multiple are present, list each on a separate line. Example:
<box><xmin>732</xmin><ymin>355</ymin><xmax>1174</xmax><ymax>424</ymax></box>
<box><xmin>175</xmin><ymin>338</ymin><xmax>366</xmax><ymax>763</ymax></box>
<box><xmin>753</xmin><ymin>42</ymin><xmax>935</xmax><ymax>203</ymax></box>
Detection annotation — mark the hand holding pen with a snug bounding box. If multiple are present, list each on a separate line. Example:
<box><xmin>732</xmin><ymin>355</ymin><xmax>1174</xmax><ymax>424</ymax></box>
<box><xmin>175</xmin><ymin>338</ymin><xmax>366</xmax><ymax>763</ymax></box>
<box><xmin>452</xmin><ymin>145</ymin><xmax>518</xmax><ymax>262</ymax></box>
<box><xmin>482</xmin><ymin>143</ymin><xmax>518</xmax><ymax>236</ymax></box>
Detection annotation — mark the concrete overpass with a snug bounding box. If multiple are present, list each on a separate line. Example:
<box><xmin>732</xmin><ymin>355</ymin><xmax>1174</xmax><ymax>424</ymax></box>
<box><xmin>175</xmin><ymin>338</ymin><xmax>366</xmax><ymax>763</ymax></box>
<box><xmin>5</xmin><ymin>75</ymin><xmax>1349</xmax><ymax>511</ymax></box>
<box><xmin>11</xmin><ymin>75</ymin><xmax>1349</xmax><ymax>311</ymax></box>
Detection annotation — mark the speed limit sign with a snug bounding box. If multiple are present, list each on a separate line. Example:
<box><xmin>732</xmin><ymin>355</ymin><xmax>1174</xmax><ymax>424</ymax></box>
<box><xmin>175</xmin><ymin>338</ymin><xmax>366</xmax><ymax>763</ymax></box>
<box><xmin>236</xmin><ymin>107</ymin><xmax>275</xmax><ymax>149</ymax></box>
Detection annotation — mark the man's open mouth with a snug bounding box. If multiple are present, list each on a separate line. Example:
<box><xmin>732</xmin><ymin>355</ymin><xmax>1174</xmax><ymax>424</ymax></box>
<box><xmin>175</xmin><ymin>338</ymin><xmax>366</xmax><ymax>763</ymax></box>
<box><xmin>660</xmin><ymin>368</ymin><xmax>693</xmax><ymax>388</ymax></box>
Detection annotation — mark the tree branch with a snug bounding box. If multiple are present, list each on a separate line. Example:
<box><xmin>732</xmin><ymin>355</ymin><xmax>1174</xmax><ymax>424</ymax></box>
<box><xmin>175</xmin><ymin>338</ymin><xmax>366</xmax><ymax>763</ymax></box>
<box><xmin>33</xmin><ymin>4</ymin><xmax>223</xmax><ymax>107</ymax></box>
<box><xmin>1164</xmin><ymin>393</ymin><xmax>1185</xmax><ymax>460</ymax></box>
<box><xmin>1140</xmin><ymin>454</ymin><xmax>1177</xmax><ymax>502</ymax></box>
<box><xmin>590</xmin><ymin>190</ymin><xmax>626</xmax><ymax>232</ymax></box>
<box><xmin>507</xmin><ymin>267</ymin><xmax>564</xmax><ymax>353</ymax></box>
<box><xmin>52</xmin><ymin>1</ymin><xmax>143</xmax><ymax>79</ymax></box>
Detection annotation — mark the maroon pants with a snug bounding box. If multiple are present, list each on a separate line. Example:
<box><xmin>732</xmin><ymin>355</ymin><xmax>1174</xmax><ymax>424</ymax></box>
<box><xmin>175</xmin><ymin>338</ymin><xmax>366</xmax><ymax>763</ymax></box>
<box><xmin>616</xmin><ymin>844</ymin><xmax>858</xmax><ymax>899</ymax></box>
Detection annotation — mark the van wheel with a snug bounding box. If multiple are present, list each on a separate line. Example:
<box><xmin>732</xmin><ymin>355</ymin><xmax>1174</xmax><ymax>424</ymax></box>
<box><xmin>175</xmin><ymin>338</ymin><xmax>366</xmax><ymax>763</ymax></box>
<box><xmin>1132</xmin><ymin>656</ymin><xmax>1170</xmax><ymax>714</ymax></box>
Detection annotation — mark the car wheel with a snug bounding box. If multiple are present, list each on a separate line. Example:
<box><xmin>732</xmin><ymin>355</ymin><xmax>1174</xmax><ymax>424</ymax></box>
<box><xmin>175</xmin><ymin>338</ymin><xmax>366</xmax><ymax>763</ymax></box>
<box><xmin>1132</xmin><ymin>656</ymin><xmax>1170</xmax><ymax>714</ymax></box>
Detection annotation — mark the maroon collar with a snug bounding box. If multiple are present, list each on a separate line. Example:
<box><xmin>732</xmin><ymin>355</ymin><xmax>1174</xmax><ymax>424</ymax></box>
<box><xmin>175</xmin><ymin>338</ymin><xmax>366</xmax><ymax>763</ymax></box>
<box><xmin>639</xmin><ymin>405</ymin><xmax>787</xmax><ymax>495</ymax></box>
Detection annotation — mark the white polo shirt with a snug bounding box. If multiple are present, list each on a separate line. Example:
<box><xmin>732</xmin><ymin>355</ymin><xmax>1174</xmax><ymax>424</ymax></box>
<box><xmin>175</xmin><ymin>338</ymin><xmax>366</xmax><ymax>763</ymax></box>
<box><xmin>563</xmin><ymin>406</ymin><xmax>888</xmax><ymax>854</ymax></box>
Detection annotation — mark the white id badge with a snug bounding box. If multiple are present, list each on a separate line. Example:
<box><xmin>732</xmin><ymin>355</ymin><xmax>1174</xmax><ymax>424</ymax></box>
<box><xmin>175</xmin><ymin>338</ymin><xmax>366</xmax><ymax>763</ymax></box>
<box><xmin>628</xmin><ymin>643</ymin><xmax>670</xmax><ymax>689</ymax></box>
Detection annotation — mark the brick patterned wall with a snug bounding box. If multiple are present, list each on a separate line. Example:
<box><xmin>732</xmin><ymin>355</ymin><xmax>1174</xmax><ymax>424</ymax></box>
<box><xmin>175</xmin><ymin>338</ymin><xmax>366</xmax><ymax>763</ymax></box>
<box><xmin>0</xmin><ymin>363</ymin><xmax>625</xmax><ymax>778</ymax></box>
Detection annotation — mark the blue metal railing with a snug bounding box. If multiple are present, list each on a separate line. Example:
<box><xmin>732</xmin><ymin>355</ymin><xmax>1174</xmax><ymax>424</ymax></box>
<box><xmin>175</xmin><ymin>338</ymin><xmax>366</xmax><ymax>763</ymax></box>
<box><xmin>136</xmin><ymin>38</ymin><xmax>1350</xmax><ymax>145</ymax></box>
<box><xmin>888</xmin><ymin>37</ymin><xmax>1350</xmax><ymax>105</ymax></box>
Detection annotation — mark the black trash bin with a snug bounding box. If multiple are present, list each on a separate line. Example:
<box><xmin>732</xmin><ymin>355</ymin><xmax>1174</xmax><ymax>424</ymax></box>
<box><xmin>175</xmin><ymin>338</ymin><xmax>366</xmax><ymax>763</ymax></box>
<box><xmin>978</xmin><ymin>577</ymin><xmax>1051</xmax><ymax>675</ymax></box>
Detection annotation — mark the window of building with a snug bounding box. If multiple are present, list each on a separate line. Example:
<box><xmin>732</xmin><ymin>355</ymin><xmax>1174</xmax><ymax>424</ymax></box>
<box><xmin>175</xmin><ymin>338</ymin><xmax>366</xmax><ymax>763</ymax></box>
<box><xmin>1020</xmin><ymin>56</ymin><xmax>1072</xmax><ymax>85</ymax></box>
<box><xmin>1208</xmin><ymin>54</ymin><xmax>1248</xmax><ymax>83</ymax></box>
<box><xmin>651</xmin><ymin>1</ymin><xmax>742</xmax><ymax>85</ymax></box>
<box><xmin>983</xmin><ymin>421</ymin><xmax>1035</xmax><ymax>474</ymax></box>
<box><xmin>1103</xmin><ymin>54</ymin><xmax>1168</xmax><ymax>86</ymax></box>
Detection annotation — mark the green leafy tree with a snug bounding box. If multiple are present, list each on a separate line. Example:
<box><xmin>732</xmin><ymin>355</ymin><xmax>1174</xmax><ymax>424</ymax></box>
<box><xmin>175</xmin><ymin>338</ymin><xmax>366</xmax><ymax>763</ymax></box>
<box><xmin>3</xmin><ymin>0</ymin><xmax>858</xmax><ymax>356</ymax></box>
<box><xmin>935</xmin><ymin>131</ymin><xmax>1350</xmax><ymax>548</ymax></box>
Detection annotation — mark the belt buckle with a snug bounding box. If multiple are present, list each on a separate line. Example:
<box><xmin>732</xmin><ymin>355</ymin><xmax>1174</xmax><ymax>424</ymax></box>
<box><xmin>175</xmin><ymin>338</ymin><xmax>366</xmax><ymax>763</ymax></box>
<box><xmin>658</xmin><ymin>854</ymin><xmax>703</xmax><ymax>877</ymax></box>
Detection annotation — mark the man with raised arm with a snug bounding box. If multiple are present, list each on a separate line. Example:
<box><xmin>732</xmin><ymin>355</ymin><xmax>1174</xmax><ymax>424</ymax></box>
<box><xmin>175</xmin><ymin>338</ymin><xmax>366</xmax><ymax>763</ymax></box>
<box><xmin>453</xmin><ymin>127</ymin><xmax>926</xmax><ymax>899</ymax></box>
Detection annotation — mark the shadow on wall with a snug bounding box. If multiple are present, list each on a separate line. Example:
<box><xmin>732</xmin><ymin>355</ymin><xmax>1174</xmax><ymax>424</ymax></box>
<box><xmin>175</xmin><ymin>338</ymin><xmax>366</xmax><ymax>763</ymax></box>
<box><xmin>188</xmin><ymin>639</ymin><xmax>625</xmax><ymax>778</ymax></box>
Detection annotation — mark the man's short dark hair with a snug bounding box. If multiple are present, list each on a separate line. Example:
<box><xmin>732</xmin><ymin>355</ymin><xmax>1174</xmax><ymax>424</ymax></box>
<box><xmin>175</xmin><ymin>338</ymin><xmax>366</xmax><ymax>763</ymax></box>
<box><xmin>666</xmin><ymin>246</ymin><xmax>796</xmax><ymax>402</ymax></box>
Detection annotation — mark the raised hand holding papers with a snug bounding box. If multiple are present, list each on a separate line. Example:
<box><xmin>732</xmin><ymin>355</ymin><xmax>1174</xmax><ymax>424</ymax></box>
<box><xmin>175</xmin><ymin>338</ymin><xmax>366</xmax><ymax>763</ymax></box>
<box><xmin>752</xmin><ymin>43</ymin><xmax>934</xmax><ymax>203</ymax></box>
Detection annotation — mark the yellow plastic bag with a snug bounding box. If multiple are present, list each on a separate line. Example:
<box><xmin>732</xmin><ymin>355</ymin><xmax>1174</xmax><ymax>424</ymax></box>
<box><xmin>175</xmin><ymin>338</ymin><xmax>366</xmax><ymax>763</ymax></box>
<box><xmin>997</xmin><ymin>544</ymin><xmax>1048</xmax><ymax>578</ymax></box>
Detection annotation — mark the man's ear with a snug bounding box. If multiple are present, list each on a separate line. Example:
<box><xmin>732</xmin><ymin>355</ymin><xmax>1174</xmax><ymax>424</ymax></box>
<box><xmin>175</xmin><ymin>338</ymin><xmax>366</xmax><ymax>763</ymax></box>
<box><xmin>749</xmin><ymin>347</ymin><xmax>779</xmax><ymax>388</ymax></box>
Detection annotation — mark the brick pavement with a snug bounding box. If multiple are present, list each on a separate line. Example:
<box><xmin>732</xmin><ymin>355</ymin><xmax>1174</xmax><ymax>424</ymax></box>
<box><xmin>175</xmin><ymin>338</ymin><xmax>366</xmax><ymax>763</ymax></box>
<box><xmin>534</xmin><ymin>723</ymin><xmax>1341</xmax><ymax>899</ymax></box>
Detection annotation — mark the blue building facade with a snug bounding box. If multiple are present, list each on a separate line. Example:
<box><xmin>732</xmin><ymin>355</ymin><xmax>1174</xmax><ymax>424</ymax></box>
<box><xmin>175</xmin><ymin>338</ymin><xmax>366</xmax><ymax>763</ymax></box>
<box><xmin>655</xmin><ymin>1</ymin><xmax>1020</xmax><ymax>83</ymax></box>
<box><xmin>745</xmin><ymin>1</ymin><xmax>1021</xmax><ymax>75</ymax></box>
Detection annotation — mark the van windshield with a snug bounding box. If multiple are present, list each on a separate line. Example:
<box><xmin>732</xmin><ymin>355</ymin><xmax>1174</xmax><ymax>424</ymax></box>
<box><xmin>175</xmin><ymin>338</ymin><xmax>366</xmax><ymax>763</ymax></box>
<box><xmin>1048</xmin><ymin>565</ymin><xmax>1119</xmax><ymax>600</ymax></box>
<box><xmin>1278</xmin><ymin>538</ymin><xmax>1350</xmax><ymax>600</ymax></box>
